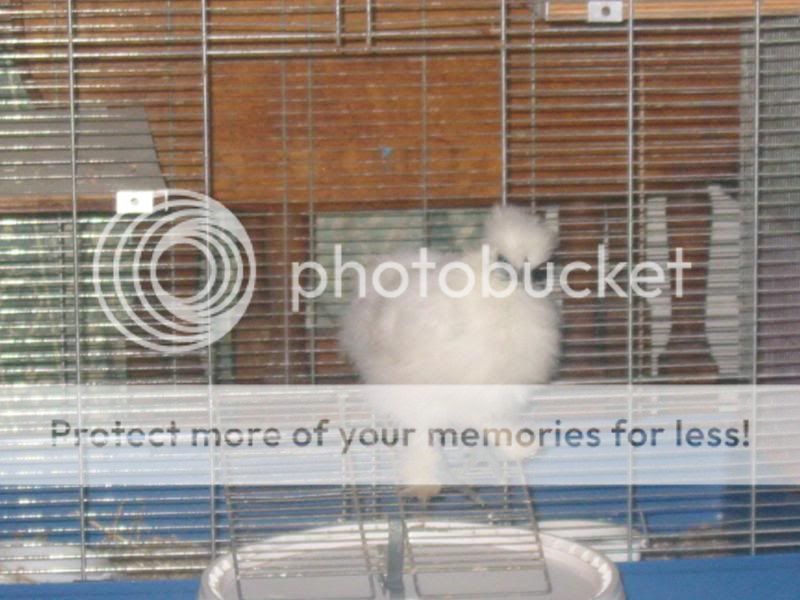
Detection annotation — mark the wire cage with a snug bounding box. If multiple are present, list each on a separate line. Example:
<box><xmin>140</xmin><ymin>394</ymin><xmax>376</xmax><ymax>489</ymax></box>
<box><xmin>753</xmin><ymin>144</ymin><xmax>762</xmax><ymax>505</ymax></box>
<box><xmin>0</xmin><ymin>0</ymin><xmax>799</xmax><ymax>594</ymax></box>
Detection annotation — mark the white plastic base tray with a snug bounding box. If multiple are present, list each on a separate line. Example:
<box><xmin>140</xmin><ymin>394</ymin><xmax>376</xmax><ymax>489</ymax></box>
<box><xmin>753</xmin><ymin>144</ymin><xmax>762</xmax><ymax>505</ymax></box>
<box><xmin>199</xmin><ymin>521</ymin><xmax>626</xmax><ymax>600</ymax></box>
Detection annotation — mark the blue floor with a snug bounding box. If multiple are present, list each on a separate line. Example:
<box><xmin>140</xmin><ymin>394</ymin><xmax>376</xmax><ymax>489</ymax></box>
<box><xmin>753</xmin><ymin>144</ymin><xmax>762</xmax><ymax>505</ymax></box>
<box><xmin>1</xmin><ymin>553</ymin><xmax>798</xmax><ymax>599</ymax></box>
<box><xmin>620</xmin><ymin>553</ymin><xmax>800</xmax><ymax>599</ymax></box>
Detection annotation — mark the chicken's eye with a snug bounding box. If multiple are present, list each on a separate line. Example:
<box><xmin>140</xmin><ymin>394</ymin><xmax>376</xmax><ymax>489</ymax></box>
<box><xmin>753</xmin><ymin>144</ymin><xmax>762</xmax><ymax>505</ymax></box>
<box><xmin>497</xmin><ymin>253</ymin><xmax>513</xmax><ymax>267</ymax></box>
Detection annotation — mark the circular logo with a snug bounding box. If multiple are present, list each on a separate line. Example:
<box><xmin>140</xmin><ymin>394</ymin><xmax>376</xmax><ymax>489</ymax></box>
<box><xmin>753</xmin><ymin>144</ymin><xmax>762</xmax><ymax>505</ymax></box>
<box><xmin>93</xmin><ymin>190</ymin><xmax>256</xmax><ymax>354</ymax></box>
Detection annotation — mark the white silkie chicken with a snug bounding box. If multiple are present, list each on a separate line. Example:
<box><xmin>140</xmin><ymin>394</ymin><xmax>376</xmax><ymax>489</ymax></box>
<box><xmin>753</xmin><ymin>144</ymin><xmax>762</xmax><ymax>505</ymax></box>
<box><xmin>340</xmin><ymin>204</ymin><xmax>561</xmax><ymax>500</ymax></box>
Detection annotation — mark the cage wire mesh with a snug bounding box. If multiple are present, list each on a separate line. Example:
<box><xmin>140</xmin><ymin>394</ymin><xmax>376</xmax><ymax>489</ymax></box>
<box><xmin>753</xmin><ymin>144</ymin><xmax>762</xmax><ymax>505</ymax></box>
<box><xmin>215</xmin><ymin>387</ymin><xmax>552</xmax><ymax>599</ymax></box>
<box><xmin>0</xmin><ymin>0</ymin><xmax>797</xmax><ymax>591</ymax></box>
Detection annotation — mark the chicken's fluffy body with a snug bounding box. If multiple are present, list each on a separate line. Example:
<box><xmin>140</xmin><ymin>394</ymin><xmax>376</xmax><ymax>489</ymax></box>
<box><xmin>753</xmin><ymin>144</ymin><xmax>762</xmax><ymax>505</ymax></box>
<box><xmin>340</xmin><ymin>205</ymin><xmax>560</xmax><ymax>385</ymax></box>
<box><xmin>339</xmin><ymin>204</ymin><xmax>561</xmax><ymax>496</ymax></box>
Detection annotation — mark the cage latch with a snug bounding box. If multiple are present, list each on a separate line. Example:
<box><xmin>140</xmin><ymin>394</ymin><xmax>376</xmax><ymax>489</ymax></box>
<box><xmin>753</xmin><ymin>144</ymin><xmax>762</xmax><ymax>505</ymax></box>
<box><xmin>382</xmin><ymin>517</ymin><xmax>406</xmax><ymax>599</ymax></box>
<box><xmin>587</xmin><ymin>1</ymin><xmax>624</xmax><ymax>23</ymax></box>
